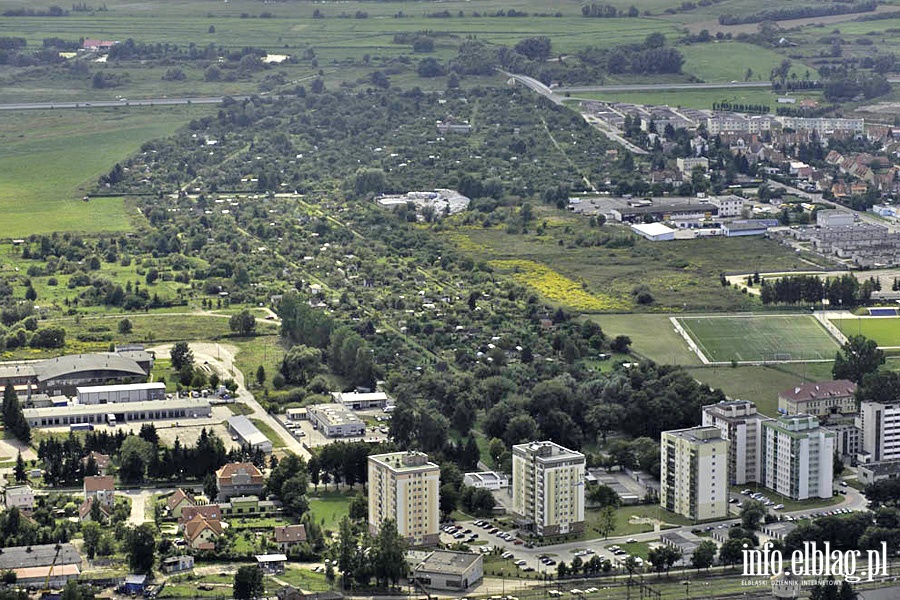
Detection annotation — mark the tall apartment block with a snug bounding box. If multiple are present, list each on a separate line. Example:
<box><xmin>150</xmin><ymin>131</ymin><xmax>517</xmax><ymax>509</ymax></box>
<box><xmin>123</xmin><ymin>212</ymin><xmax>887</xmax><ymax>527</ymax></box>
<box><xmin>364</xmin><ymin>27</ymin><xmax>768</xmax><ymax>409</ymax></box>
<box><xmin>660</xmin><ymin>426</ymin><xmax>729</xmax><ymax>521</ymax></box>
<box><xmin>702</xmin><ymin>400</ymin><xmax>772</xmax><ymax>485</ymax></box>
<box><xmin>859</xmin><ymin>401</ymin><xmax>900</xmax><ymax>462</ymax></box>
<box><xmin>760</xmin><ymin>414</ymin><xmax>834</xmax><ymax>500</ymax></box>
<box><xmin>511</xmin><ymin>441</ymin><xmax>585</xmax><ymax>536</ymax></box>
<box><xmin>368</xmin><ymin>451</ymin><xmax>440</xmax><ymax>546</ymax></box>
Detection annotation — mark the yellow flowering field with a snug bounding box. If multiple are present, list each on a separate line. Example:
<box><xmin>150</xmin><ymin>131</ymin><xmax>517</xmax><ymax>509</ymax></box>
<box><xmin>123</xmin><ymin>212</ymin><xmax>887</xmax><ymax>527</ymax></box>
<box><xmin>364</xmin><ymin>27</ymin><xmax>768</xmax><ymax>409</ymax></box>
<box><xmin>489</xmin><ymin>259</ymin><xmax>629</xmax><ymax>312</ymax></box>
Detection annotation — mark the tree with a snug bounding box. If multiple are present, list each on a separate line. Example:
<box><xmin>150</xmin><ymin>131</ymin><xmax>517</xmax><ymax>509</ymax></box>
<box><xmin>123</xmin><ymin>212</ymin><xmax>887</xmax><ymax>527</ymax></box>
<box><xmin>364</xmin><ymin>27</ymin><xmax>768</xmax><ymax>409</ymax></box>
<box><xmin>833</xmin><ymin>335</ymin><xmax>885</xmax><ymax>384</ymax></box>
<box><xmin>372</xmin><ymin>519</ymin><xmax>407</xmax><ymax>587</ymax></box>
<box><xmin>125</xmin><ymin>523</ymin><xmax>156</xmax><ymax>574</ymax></box>
<box><xmin>230</xmin><ymin>310</ymin><xmax>257</xmax><ymax>336</ymax></box>
<box><xmin>2</xmin><ymin>385</ymin><xmax>30</xmax><ymax>444</ymax></box>
<box><xmin>170</xmin><ymin>341</ymin><xmax>194</xmax><ymax>371</ymax></box>
<box><xmin>691</xmin><ymin>540</ymin><xmax>716</xmax><ymax>571</ymax></box>
<box><xmin>719</xmin><ymin>538</ymin><xmax>744</xmax><ymax>568</ymax></box>
<box><xmin>741</xmin><ymin>499</ymin><xmax>766</xmax><ymax>531</ymax></box>
<box><xmin>610</xmin><ymin>335</ymin><xmax>632</xmax><ymax>353</ymax></box>
<box><xmin>13</xmin><ymin>452</ymin><xmax>25</xmax><ymax>483</ymax></box>
<box><xmin>204</xmin><ymin>473</ymin><xmax>218</xmax><ymax>502</ymax></box>
<box><xmin>648</xmin><ymin>546</ymin><xmax>681</xmax><ymax>576</ymax></box>
<box><xmin>280</xmin><ymin>345</ymin><xmax>323</xmax><ymax>385</ymax></box>
<box><xmin>596</xmin><ymin>505</ymin><xmax>616</xmax><ymax>539</ymax></box>
<box><xmin>82</xmin><ymin>521</ymin><xmax>102</xmax><ymax>560</ymax></box>
<box><xmin>233</xmin><ymin>565</ymin><xmax>264</xmax><ymax>599</ymax></box>
<box><xmin>349</xmin><ymin>492</ymin><xmax>367</xmax><ymax>521</ymax></box>
<box><xmin>118</xmin><ymin>318</ymin><xmax>132</xmax><ymax>334</ymax></box>
<box><xmin>255</xmin><ymin>365</ymin><xmax>266</xmax><ymax>387</ymax></box>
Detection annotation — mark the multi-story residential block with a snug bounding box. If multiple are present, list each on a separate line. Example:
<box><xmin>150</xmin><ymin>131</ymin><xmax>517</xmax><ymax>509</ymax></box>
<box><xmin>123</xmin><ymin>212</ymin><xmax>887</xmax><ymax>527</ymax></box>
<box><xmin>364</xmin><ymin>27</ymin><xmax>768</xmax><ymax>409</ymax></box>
<box><xmin>511</xmin><ymin>441</ymin><xmax>585</xmax><ymax>536</ymax></box>
<box><xmin>824</xmin><ymin>417</ymin><xmax>861</xmax><ymax>459</ymax></box>
<box><xmin>368</xmin><ymin>452</ymin><xmax>440</xmax><ymax>546</ymax></box>
<box><xmin>4</xmin><ymin>486</ymin><xmax>34</xmax><ymax>513</ymax></box>
<box><xmin>761</xmin><ymin>414</ymin><xmax>834</xmax><ymax>500</ymax></box>
<box><xmin>701</xmin><ymin>400</ymin><xmax>772</xmax><ymax>485</ymax></box>
<box><xmin>779</xmin><ymin>380</ymin><xmax>857</xmax><ymax>418</ymax></box>
<box><xmin>859</xmin><ymin>401</ymin><xmax>900</xmax><ymax>462</ymax></box>
<box><xmin>660</xmin><ymin>427</ymin><xmax>729</xmax><ymax>521</ymax></box>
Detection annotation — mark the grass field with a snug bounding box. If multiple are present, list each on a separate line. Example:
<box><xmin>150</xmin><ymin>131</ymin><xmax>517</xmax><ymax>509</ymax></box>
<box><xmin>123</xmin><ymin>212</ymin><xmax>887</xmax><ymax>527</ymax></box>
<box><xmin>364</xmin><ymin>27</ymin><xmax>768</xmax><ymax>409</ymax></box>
<box><xmin>680</xmin><ymin>42</ymin><xmax>811</xmax><ymax>83</ymax></box>
<box><xmin>307</xmin><ymin>492</ymin><xmax>353</xmax><ymax>531</ymax></box>
<box><xmin>677</xmin><ymin>314</ymin><xmax>840</xmax><ymax>363</ymax></box>
<box><xmin>687</xmin><ymin>362</ymin><xmax>835</xmax><ymax>416</ymax></box>
<box><xmin>571</xmin><ymin>87</ymin><xmax>823</xmax><ymax>111</ymax></box>
<box><xmin>832</xmin><ymin>316</ymin><xmax>900</xmax><ymax>347</ymax></box>
<box><xmin>0</xmin><ymin>107</ymin><xmax>207</xmax><ymax>236</ymax></box>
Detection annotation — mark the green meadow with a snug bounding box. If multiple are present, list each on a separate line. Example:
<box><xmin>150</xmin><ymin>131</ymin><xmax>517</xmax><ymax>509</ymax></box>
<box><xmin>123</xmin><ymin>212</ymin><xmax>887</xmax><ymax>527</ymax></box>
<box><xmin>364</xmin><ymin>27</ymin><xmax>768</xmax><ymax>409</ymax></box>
<box><xmin>0</xmin><ymin>107</ymin><xmax>208</xmax><ymax>236</ymax></box>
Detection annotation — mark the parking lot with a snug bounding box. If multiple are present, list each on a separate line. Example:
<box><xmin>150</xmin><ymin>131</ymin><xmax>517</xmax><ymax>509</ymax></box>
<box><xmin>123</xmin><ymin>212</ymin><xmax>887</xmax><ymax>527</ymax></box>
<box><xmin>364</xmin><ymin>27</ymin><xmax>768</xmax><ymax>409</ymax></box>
<box><xmin>276</xmin><ymin>407</ymin><xmax>391</xmax><ymax>450</ymax></box>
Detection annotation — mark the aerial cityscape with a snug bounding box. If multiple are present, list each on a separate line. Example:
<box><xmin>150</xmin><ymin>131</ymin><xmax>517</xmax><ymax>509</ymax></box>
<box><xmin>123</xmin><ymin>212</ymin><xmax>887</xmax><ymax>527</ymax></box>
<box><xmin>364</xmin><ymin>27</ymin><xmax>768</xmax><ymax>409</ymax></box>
<box><xmin>2</xmin><ymin>0</ymin><xmax>900</xmax><ymax>599</ymax></box>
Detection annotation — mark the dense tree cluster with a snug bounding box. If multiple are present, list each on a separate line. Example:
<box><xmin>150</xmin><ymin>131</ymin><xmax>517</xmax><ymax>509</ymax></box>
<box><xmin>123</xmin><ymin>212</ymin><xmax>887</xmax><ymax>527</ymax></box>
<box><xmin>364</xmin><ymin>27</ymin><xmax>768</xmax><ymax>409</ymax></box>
<box><xmin>2</xmin><ymin>385</ymin><xmax>30</xmax><ymax>443</ymax></box>
<box><xmin>758</xmin><ymin>274</ymin><xmax>875</xmax><ymax>306</ymax></box>
<box><xmin>719</xmin><ymin>1</ymin><xmax>876</xmax><ymax>25</ymax></box>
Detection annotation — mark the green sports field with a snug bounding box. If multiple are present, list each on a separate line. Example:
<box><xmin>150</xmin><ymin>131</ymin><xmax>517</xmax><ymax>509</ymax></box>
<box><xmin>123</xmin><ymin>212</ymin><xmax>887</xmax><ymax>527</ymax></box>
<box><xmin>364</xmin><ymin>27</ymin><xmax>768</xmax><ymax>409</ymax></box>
<box><xmin>677</xmin><ymin>314</ymin><xmax>840</xmax><ymax>363</ymax></box>
<box><xmin>832</xmin><ymin>316</ymin><xmax>900</xmax><ymax>347</ymax></box>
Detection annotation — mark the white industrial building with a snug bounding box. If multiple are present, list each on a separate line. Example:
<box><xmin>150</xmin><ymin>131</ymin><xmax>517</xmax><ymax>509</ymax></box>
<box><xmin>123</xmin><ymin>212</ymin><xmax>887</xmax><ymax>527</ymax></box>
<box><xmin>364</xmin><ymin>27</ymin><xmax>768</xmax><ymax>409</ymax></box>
<box><xmin>23</xmin><ymin>398</ymin><xmax>211</xmax><ymax>428</ymax></box>
<box><xmin>816</xmin><ymin>210</ymin><xmax>854</xmax><ymax>228</ymax></box>
<box><xmin>307</xmin><ymin>403</ymin><xmax>365</xmax><ymax>437</ymax></box>
<box><xmin>332</xmin><ymin>391</ymin><xmax>391</xmax><ymax>410</ymax></box>
<box><xmin>463</xmin><ymin>471</ymin><xmax>509</xmax><ymax>490</ymax></box>
<box><xmin>631</xmin><ymin>222</ymin><xmax>676</xmax><ymax>241</ymax></box>
<box><xmin>227</xmin><ymin>415</ymin><xmax>274</xmax><ymax>453</ymax></box>
<box><xmin>76</xmin><ymin>382</ymin><xmax>166</xmax><ymax>405</ymax></box>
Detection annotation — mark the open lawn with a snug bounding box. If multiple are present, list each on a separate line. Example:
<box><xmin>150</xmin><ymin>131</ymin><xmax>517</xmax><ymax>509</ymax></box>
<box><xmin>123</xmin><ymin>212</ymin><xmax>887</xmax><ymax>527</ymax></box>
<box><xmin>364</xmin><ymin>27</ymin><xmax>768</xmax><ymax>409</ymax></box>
<box><xmin>307</xmin><ymin>492</ymin><xmax>352</xmax><ymax>531</ymax></box>
<box><xmin>677</xmin><ymin>314</ymin><xmax>840</xmax><ymax>363</ymax></box>
<box><xmin>250</xmin><ymin>418</ymin><xmax>287</xmax><ymax>448</ymax></box>
<box><xmin>680</xmin><ymin>42</ymin><xmax>811</xmax><ymax>84</ymax></box>
<box><xmin>591</xmin><ymin>313</ymin><xmax>702</xmax><ymax>366</ymax></box>
<box><xmin>832</xmin><ymin>315</ymin><xmax>900</xmax><ymax>347</ymax></box>
<box><xmin>446</xmin><ymin>219</ymin><xmax>814</xmax><ymax>313</ymax></box>
<box><xmin>0</xmin><ymin>107</ymin><xmax>206</xmax><ymax>236</ymax></box>
<box><xmin>687</xmin><ymin>362</ymin><xmax>835</xmax><ymax>416</ymax></box>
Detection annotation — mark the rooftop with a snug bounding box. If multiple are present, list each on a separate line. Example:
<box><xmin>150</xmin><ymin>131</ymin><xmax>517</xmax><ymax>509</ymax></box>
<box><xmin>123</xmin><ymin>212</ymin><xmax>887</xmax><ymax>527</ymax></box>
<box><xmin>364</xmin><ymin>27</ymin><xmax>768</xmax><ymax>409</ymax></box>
<box><xmin>414</xmin><ymin>550</ymin><xmax>482</xmax><ymax>575</ymax></box>
<box><xmin>256</xmin><ymin>554</ymin><xmax>288</xmax><ymax>563</ymax></box>
<box><xmin>631</xmin><ymin>222</ymin><xmax>676</xmax><ymax>236</ymax></box>
<box><xmin>780</xmin><ymin>380</ymin><xmax>857</xmax><ymax>401</ymax></box>
<box><xmin>664</xmin><ymin>426</ymin><xmax>726</xmax><ymax>444</ymax></box>
<box><xmin>369</xmin><ymin>451</ymin><xmax>439</xmax><ymax>473</ymax></box>
<box><xmin>35</xmin><ymin>353</ymin><xmax>146</xmax><ymax>382</ymax></box>
<box><xmin>227</xmin><ymin>415</ymin><xmax>271</xmax><ymax>448</ymax></box>
<box><xmin>858</xmin><ymin>460</ymin><xmax>900</xmax><ymax>476</ymax></box>
<box><xmin>513</xmin><ymin>440</ymin><xmax>585</xmax><ymax>462</ymax></box>
<box><xmin>84</xmin><ymin>475</ymin><xmax>114</xmax><ymax>492</ymax></box>
<box><xmin>76</xmin><ymin>382</ymin><xmax>165</xmax><ymax>395</ymax></box>
<box><xmin>307</xmin><ymin>403</ymin><xmax>364</xmax><ymax>427</ymax></box>
<box><xmin>24</xmin><ymin>397</ymin><xmax>210</xmax><ymax>419</ymax></box>
<box><xmin>0</xmin><ymin>543</ymin><xmax>82</xmax><ymax>570</ymax></box>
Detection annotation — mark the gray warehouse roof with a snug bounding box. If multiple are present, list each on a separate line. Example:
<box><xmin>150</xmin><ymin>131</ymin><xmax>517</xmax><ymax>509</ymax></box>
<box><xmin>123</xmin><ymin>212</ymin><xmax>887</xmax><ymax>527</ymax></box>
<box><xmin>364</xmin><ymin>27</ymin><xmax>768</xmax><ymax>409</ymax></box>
<box><xmin>414</xmin><ymin>551</ymin><xmax>481</xmax><ymax>575</ymax></box>
<box><xmin>35</xmin><ymin>353</ymin><xmax>146</xmax><ymax>382</ymax></box>
<box><xmin>227</xmin><ymin>415</ymin><xmax>270</xmax><ymax>448</ymax></box>
<box><xmin>0</xmin><ymin>543</ymin><xmax>82</xmax><ymax>570</ymax></box>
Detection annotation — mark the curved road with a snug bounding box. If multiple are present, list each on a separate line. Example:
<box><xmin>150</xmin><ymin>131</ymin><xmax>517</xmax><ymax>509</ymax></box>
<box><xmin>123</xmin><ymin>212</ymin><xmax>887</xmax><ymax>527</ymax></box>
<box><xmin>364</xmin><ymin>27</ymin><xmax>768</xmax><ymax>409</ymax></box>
<box><xmin>148</xmin><ymin>342</ymin><xmax>310</xmax><ymax>460</ymax></box>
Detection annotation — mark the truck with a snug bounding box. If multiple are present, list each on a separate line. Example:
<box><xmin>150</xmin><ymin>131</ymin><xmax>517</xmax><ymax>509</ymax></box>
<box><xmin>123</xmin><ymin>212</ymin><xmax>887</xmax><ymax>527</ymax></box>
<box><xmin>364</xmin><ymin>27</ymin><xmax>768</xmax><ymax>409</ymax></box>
<box><xmin>70</xmin><ymin>423</ymin><xmax>94</xmax><ymax>432</ymax></box>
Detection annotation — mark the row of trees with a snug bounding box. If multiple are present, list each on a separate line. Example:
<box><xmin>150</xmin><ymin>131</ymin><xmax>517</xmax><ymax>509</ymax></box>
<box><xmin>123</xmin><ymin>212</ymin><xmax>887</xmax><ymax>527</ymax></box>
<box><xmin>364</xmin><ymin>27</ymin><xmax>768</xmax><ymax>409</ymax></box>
<box><xmin>2</xmin><ymin>385</ymin><xmax>30</xmax><ymax>443</ymax></box>
<box><xmin>758</xmin><ymin>274</ymin><xmax>875</xmax><ymax>307</ymax></box>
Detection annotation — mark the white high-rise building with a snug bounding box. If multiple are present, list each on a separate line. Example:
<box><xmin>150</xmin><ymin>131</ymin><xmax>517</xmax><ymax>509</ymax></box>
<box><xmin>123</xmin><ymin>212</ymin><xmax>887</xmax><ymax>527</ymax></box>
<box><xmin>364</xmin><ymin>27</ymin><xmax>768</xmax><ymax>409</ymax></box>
<box><xmin>859</xmin><ymin>401</ymin><xmax>900</xmax><ymax>462</ymax></box>
<box><xmin>368</xmin><ymin>452</ymin><xmax>440</xmax><ymax>546</ymax></box>
<box><xmin>702</xmin><ymin>400</ymin><xmax>772</xmax><ymax>485</ymax></box>
<box><xmin>661</xmin><ymin>426</ymin><xmax>729</xmax><ymax>521</ymax></box>
<box><xmin>512</xmin><ymin>441</ymin><xmax>585</xmax><ymax>537</ymax></box>
<box><xmin>761</xmin><ymin>414</ymin><xmax>834</xmax><ymax>500</ymax></box>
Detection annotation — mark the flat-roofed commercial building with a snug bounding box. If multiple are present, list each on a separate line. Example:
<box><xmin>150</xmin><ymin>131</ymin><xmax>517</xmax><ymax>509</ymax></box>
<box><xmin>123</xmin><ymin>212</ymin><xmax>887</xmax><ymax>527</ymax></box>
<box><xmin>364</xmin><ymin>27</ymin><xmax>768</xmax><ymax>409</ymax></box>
<box><xmin>23</xmin><ymin>398</ymin><xmax>211</xmax><ymax>428</ymax></box>
<box><xmin>463</xmin><ymin>471</ymin><xmax>509</xmax><ymax>490</ymax></box>
<box><xmin>76</xmin><ymin>382</ymin><xmax>166</xmax><ymax>405</ymax></box>
<box><xmin>227</xmin><ymin>415</ymin><xmax>274</xmax><ymax>453</ymax></box>
<box><xmin>761</xmin><ymin>414</ymin><xmax>834</xmax><ymax>500</ymax></box>
<box><xmin>368</xmin><ymin>452</ymin><xmax>440</xmax><ymax>546</ymax></box>
<box><xmin>661</xmin><ymin>426</ymin><xmax>729</xmax><ymax>521</ymax></box>
<box><xmin>411</xmin><ymin>550</ymin><xmax>483</xmax><ymax>591</ymax></box>
<box><xmin>307</xmin><ymin>403</ymin><xmax>365</xmax><ymax>437</ymax></box>
<box><xmin>512</xmin><ymin>441</ymin><xmax>585</xmax><ymax>536</ymax></box>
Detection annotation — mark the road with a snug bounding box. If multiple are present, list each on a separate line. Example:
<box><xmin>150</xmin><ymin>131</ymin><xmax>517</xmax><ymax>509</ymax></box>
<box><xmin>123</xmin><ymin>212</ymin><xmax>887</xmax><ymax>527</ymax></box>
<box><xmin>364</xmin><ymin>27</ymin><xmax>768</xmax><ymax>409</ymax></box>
<box><xmin>557</xmin><ymin>81</ymin><xmax>771</xmax><ymax>93</ymax></box>
<box><xmin>453</xmin><ymin>485</ymin><xmax>868</xmax><ymax>573</ymax></box>
<box><xmin>119</xmin><ymin>487</ymin><xmax>175</xmax><ymax>526</ymax></box>
<box><xmin>0</xmin><ymin>96</ymin><xmax>242</xmax><ymax>111</ymax></box>
<box><xmin>767</xmin><ymin>181</ymin><xmax>900</xmax><ymax>233</ymax></box>
<box><xmin>148</xmin><ymin>342</ymin><xmax>310</xmax><ymax>460</ymax></box>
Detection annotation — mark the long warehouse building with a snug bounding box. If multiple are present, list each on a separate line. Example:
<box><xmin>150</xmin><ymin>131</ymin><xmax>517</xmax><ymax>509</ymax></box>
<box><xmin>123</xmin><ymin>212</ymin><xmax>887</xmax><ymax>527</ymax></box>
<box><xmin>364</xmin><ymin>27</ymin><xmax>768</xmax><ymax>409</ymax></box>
<box><xmin>77</xmin><ymin>382</ymin><xmax>167</xmax><ymax>405</ymax></box>
<box><xmin>24</xmin><ymin>398</ymin><xmax>211</xmax><ymax>428</ymax></box>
